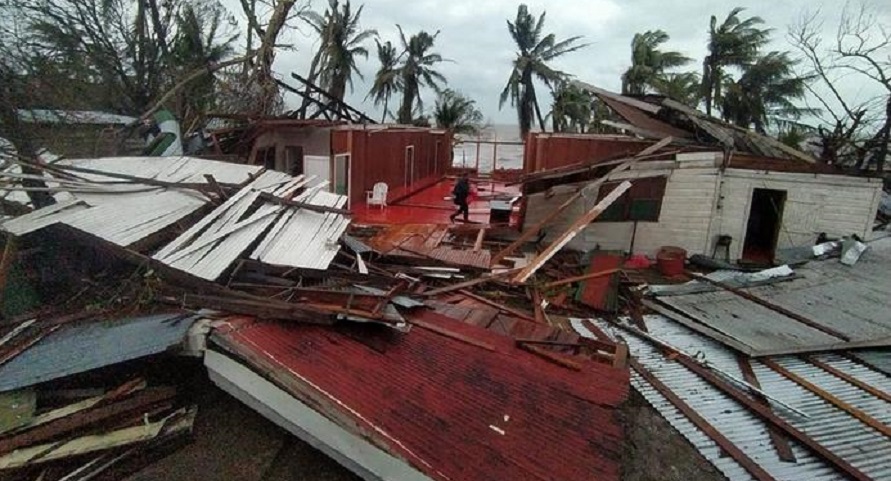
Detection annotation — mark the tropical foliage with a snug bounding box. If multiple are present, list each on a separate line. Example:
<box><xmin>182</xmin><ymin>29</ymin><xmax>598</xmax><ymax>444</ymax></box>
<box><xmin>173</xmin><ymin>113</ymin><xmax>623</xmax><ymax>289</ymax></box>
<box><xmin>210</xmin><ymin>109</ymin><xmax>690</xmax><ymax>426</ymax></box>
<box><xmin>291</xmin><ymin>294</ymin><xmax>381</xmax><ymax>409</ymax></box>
<box><xmin>701</xmin><ymin>7</ymin><xmax>771</xmax><ymax>116</ymax></box>
<box><xmin>394</xmin><ymin>27</ymin><xmax>447</xmax><ymax>124</ymax></box>
<box><xmin>621</xmin><ymin>30</ymin><xmax>690</xmax><ymax>95</ymax></box>
<box><xmin>367</xmin><ymin>40</ymin><xmax>400</xmax><ymax>122</ymax></box>
<box><xmin>550</xmin><ymin>82</ymin><xmax>592</xmax><ymax>133</ymax></box>
<box><xmin>433</xmin><ymin>89</ymin><xmax>484</xmax><ymax>136</ymax></box>
<box><xmin>500</xmin><ymin>4</ymin><xmax>586</xmax><ymax>138</ymax></box>
<box><xmin>720</xmin><ymin>51</ymin><xmax>811</xmax><ymax>133</ymax></box>
<box><xmin>302</xmin><ymin>0</ymin><xmax>377</xmax><ymax>101</ymax></box>
<box><xmin>650</xmin><ymin>72</ymin><xmax>701</xmax><ymax>107</ymax></box>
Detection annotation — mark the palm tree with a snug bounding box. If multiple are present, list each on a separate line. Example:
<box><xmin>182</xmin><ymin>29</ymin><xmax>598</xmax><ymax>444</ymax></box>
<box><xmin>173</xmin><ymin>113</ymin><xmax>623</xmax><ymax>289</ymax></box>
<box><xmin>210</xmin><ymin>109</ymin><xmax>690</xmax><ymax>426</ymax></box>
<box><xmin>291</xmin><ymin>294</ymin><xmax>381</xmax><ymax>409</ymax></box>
<box><xmin>500</xmin><ymin>4</ymin><xmax>587</xmax><ymax>139</ymax></box>
<box><xmin>302</xmin><ymin>0</ymin><xmax>377</xmax><ymax>101</ymax></box>
<box><xmin>171</xmin><ymin>4</ymin><xmax>237</xmax><ymax>126</ymax></box>
<box><xmin>720</xmin><ymin>51</ymin><xmax>812</xmax><ymax>133</ymax></box>
<box><xmin>433</xmin><ymin>89</ymin><xmax>484</xmax><ymax>136</ymax></box>
<box><xmin>550</xmin><ymin>81</ymin><xmax>592</xmax><ymax>133</ymax></box>
<box><xmin>651</xmin><ymin>72</ymin><xmax>702</xmax><ymax>107</ymax></box>
<box><xmin>367</xmin><ymin>40</ymin><xmax>399</xmax><ymax>122</ymax></box>
<box><xmin>621</xmin><ymin>30</ymin><xmax>691</xmax><ymax>95</ymax></box>
<box><xmin>702</xmin><ymin>7</ymin><xmax>771</xmax><ymax>116</ymax></box>
<box><xmin>394</xmin><ymin>27</ymin><xmax>447</xmax><ymax>125</ymax></box>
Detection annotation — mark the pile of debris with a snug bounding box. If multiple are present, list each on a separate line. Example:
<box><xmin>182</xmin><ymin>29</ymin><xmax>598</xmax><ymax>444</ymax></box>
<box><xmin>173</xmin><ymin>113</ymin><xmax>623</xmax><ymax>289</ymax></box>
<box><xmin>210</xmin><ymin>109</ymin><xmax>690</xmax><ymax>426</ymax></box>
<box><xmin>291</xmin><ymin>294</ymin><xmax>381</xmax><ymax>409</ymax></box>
<box><xmin>0</xmin><ymin>154</ymin><xmax>638</xmax><ymax>480</ymax></box>
<box><xmin>2</xmin><ymin>150</ymin><xmax>889</xmax><ymax>481</ymax></box>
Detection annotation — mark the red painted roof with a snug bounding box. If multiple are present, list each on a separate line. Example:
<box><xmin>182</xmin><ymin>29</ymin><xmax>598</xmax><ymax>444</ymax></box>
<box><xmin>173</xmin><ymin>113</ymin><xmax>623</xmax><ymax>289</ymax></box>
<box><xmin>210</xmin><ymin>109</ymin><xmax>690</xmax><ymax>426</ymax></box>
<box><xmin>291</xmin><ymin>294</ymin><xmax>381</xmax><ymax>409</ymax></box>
<box><xmin>213</xmin><ymin>312</ymin><xmax>628</xmax><ymax>481</ymax></box>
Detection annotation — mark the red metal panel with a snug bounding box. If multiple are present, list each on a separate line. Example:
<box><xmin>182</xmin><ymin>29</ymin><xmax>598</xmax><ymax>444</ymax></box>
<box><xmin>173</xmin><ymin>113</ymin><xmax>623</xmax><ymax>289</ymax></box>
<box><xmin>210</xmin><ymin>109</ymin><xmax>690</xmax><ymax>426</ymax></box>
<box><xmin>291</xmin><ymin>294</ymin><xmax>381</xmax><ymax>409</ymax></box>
<box><xmin>527</xmin><ymin>135</ymin><xmax>655</xmax><ymax>172</ymax></box>
<box><xmin>577</xmin><ymin>252</ymin><xmax>625</xmax><ymax>311</ymax></box>
<box><xmin>215</xmin><ymin>315</ymin><xmax>627</xmax><ymax>481</ymax></box>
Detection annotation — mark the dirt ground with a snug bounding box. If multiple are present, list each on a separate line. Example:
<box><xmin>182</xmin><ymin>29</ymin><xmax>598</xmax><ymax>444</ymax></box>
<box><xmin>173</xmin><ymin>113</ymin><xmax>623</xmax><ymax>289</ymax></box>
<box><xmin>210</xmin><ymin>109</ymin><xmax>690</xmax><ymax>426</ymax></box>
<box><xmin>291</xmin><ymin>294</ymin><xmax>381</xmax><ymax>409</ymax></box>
<box><xmin>620</xmin><ymin>390</ymin><xmax>726</xmax><ymax>481</ymax></box>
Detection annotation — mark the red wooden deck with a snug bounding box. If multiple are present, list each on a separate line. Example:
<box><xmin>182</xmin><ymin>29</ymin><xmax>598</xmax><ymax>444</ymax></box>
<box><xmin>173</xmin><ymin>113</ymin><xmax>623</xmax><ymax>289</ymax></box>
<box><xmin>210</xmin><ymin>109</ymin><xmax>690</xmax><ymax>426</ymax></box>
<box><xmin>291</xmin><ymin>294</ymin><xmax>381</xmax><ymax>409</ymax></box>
<box><xmin>352</xmin><ymin>177</ymin><xmax>521</xmax><ymax>226</ymax></box>
<box><xmin>212</xmin><ymin>312</ymin><xmax>628</xmax><ymax>481</ymax></box>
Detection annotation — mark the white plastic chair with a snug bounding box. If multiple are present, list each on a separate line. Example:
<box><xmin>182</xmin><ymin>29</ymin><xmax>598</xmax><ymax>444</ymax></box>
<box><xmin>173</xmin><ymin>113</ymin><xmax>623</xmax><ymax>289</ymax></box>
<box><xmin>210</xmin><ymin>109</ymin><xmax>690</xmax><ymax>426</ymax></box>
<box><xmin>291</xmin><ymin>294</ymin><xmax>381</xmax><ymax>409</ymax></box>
<box><xmin>366</xmin><ymin>182</ymin><xmax>388</xmax><ymax>209</ymax></box>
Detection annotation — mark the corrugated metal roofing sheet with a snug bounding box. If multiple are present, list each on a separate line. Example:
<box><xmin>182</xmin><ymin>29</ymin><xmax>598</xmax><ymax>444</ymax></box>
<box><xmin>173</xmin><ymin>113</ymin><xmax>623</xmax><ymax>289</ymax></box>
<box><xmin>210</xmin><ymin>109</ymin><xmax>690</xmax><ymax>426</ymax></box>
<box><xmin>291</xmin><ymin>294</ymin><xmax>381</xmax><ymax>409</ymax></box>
<box><xmin>212</xmin><ymin>314</ymin><xmax>628</xmax><ymax>481</ymax></box>
<box><xmin>572</xmin><ymin>316</ymin><xmax>891</xmax><ymax>481</ymax></box>
<box><xmin>1</xmin><ymin>157</ymin><xmax>267</xmax><ymax>247</ymax></box>
<box><xmin>155</xmin><ymin>173</ymin><xmax>349</xmax><ymax>280</ymax></box>
<box><xmin>250</xmin><ymin>188</ymin><xmax>349</xmax><ymax>270</ymax></box>
<box><xmin>0</xmin><ymin>313</ymin><xmax>197</xmax><ymax>393</ymax></box>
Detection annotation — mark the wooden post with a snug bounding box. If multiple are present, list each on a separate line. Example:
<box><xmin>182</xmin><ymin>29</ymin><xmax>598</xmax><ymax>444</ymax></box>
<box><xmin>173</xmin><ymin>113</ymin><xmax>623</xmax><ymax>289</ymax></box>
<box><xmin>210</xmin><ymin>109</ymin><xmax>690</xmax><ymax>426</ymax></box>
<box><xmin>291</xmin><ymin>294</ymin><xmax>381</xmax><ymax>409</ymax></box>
<box><xmin>0</xmin><ymin>236</ymin><xmax>18</xmax><ymax>313</ymax></box>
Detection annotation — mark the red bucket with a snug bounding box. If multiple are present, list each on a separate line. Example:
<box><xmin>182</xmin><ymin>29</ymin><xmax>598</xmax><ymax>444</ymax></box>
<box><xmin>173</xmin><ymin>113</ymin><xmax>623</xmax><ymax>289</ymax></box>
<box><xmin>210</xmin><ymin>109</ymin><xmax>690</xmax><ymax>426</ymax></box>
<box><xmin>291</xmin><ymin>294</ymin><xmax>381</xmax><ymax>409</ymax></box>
<box><xmin>656</xmin><ymin>246</ymin><xmax>687</xmax><ymax>277</ymax></box>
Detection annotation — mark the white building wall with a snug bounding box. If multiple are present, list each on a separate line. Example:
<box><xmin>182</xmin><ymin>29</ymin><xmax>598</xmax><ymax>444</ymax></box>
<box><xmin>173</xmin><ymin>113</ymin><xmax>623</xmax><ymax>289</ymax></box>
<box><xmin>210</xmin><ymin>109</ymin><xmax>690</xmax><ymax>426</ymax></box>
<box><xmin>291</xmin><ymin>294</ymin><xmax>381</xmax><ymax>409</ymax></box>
<box><xmin>714</xmin><ymin>170</ymin><xmax>882</xmax><ymax>260</ymax></box>
<box><xmin>523</xmin><ymin>162</ymin><xmax>720</xmax><ymax>255</ymax></box>
<box><xmin>523</xmin><ymin>160</ymin><xmax>882</xmax><ymax>260</ymax></box>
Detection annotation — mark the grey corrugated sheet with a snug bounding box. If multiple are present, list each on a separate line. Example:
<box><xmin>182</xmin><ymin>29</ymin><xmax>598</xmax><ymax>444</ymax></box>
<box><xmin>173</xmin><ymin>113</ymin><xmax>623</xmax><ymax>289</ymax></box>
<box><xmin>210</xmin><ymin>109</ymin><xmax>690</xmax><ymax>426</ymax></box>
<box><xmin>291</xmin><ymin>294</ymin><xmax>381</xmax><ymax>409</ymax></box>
<box><xmin>655</xmin><ymin>236</ymin><xmax>891</xmax><ymax>356</ymax></box>
<box><xmin>849</xmin><ymin>350</ymin><xmax>891</xmax><ymax>377</ymax></box>
<box><xmin>342</xmin><ymin>235</ymin><xmax>372</xmax><ymax>255</ymax></box>
<box><xmin>251</xmin><ymin>189</ymin><xmax>349</xmax><ymax>270</ymax></box>
<box><xmin>1</xmin><ymin>157</ymin><xmax>267</xmax><ymax>247</ymax></box>
<box><xmin>571</xmin><ymin>316</ymin><xmax>891</xmax><ymax>481</ymax></box>
<box><xmin>0</xmin><ymin>313</ymin><xmax>197</xmax><ymax>393</ymax></box>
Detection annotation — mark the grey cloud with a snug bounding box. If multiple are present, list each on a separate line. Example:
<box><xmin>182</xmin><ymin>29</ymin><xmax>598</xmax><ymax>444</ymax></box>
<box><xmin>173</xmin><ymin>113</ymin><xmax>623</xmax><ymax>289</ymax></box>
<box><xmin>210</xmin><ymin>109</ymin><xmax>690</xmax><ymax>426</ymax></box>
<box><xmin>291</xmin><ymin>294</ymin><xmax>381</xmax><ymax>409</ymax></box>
<box><xmin>225</xmin><ymin>0</ymin><xmax>889</xmax><ymax>126</ymax></box>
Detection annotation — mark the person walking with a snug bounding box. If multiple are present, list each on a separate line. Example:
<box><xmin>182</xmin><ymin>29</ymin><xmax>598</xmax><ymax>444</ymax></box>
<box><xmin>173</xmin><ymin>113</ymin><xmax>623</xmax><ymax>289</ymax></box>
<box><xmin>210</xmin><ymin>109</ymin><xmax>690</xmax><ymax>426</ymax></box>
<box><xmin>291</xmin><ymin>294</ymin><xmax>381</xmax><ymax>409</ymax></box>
<box><xmin>450</xmin><ymin>173</ymin><xmax>470</xmax><ymax>223</ymax></box>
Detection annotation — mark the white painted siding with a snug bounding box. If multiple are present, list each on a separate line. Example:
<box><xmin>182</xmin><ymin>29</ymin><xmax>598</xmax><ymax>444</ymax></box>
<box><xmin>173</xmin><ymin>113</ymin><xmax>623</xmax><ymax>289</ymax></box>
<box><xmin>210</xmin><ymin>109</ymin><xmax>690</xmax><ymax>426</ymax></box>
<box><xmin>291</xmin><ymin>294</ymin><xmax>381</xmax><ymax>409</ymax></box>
<box><xmin>715</xmin><ymin>170</ymin><xmax>881</xmax><ymax>260</ymax></box>
<box><xmin>524</xmin><ymin>166</ymin><xmax>720</xmax><ymax>255</ymax></box>
<box><xmin>305</xmin><ymin>155</ymin><xmax>331</xmax><ymax>186</ymax></box>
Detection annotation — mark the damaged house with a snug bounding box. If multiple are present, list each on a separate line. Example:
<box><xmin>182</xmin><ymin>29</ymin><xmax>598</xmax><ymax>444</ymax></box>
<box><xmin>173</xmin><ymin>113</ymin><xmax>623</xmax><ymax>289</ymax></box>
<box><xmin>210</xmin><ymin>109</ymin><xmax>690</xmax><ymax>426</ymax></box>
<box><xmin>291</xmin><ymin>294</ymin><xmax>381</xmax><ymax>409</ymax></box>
<box><xmin>521</xmin><ymin>85</ymin><xmax>884</xmax><ymax>263</ymax></box>
<box><xmin>211</xmin><ymin>119</ymin><xmax>452</xmax><ymax>208</ymax></box>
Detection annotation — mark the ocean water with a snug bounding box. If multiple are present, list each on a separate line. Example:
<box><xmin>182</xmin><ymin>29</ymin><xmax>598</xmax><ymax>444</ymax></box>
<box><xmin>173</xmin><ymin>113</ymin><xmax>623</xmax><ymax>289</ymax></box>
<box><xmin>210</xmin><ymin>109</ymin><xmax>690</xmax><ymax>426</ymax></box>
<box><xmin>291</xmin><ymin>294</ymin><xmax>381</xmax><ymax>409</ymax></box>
<box><xmin>452</xmin><ymin>124</ymin><xmax>525</xmax><ymax>172</ymax></box>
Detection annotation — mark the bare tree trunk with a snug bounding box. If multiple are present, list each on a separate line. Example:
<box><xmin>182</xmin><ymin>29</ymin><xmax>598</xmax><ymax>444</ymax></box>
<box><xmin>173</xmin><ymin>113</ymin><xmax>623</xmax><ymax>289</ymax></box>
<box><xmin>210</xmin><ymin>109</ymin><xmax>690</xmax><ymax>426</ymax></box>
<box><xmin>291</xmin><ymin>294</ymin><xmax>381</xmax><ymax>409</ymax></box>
<box><xmin>0</xmin><ymin>70</ymin><xmax>55</xmax><ymax>209</ymax></box>
<box><xmin>872</xmin><ymin>96</ymin><xmax>890</xmax><ymax>173</ymax></box>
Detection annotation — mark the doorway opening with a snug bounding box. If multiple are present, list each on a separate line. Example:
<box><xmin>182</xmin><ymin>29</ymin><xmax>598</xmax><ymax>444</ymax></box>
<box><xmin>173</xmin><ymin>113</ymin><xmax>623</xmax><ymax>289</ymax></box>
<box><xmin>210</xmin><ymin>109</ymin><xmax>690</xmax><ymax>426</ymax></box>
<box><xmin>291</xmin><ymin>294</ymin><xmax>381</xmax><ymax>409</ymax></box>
<box><xmin>333</xmin><ymin>154</ymin><xmax>350</xmax><ymax>199</ymax></box>
<box><xmin>742</xmin><ymin>188</ymin><xmax>786</xmax><ymax>264</ymax></box>
<box><xmin>284</xmin><ymin>145</ymin><xmax>304</xmax><ymax>177</ymax></box>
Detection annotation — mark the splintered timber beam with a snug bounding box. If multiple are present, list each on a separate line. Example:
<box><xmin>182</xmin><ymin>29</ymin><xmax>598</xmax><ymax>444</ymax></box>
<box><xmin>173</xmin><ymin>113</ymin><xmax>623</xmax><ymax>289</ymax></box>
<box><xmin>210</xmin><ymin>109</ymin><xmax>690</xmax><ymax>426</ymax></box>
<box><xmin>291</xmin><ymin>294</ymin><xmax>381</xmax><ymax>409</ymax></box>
<box><xmin>632</xmin><ymin>360</ymin><xmax>779</xmax><ymax>481</ymax></box>
<box><xmin>513</xmin><ymin>181</ymin><xmax>631</xmax><ymax>284</ymax></box>
<box><xmin>541</xmin><ymin>268</ymin><xmax>621</xmax><ymax>290</ymax></box>
<box><xmin>736</xmin><ymin>356</ymin><xmax>797</xmax><ymax>463</ymax></box>
<box><xmin>490</xmin><ymin>139</ymin><xmax>665</xmax><ymax>268</ymax></box>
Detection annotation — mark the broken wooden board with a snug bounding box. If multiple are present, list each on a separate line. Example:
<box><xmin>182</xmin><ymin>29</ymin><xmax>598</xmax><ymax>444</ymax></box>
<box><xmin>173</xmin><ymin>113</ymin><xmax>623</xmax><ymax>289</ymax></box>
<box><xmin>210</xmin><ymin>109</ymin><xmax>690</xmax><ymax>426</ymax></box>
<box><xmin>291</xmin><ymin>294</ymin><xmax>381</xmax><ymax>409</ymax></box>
<box><xmin>0</xmin><ymin>407</ymin><xmax>196</xmax><ymax>469</ymax></box>
<box><xmin>513</xmin><ymin>181</ymin><xmax>631</xmax><ymax>283</ymax></box>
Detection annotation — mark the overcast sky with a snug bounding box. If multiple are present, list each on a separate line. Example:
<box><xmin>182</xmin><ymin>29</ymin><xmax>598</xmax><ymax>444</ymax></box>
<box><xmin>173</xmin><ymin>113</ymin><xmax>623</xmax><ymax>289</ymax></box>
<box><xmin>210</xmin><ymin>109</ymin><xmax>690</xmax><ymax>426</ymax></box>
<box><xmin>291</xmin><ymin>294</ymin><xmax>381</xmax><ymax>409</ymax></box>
<box><xmin>225</xmin><ymin>0</ymin><xmax>891</xmax><ymax>126</ymax></box>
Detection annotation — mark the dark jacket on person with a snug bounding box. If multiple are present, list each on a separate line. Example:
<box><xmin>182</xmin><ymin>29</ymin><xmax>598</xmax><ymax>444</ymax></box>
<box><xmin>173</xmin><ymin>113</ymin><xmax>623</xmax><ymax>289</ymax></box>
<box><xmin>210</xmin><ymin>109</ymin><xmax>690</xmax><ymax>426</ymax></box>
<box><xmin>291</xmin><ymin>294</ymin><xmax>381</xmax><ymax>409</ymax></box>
<box><xmin>452</xmin><ymin>178</ymin><xmax>470</xmax><ymax>204</ymax></box>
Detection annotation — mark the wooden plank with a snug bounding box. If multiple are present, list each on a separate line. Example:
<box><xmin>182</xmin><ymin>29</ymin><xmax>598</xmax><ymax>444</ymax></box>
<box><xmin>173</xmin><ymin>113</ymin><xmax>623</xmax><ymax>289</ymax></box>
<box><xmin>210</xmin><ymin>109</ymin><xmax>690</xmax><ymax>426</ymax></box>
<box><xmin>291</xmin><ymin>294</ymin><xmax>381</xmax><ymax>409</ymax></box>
<box><xmin>411</xmin><ymin>319</ymin><xmax>496</xmax><ymax>352</ymax></box>
<box><xmin>0</xmin><ymin>408</ymin><xmax>195</xmax><ymax>469</ymax></box>
<box><xmin>492</xmin><ymin>142</ymin><xmax>661</xmax><ymax>268</ymax></box>
<box><xmin>674</xmin><ymin>354</ymin><xmax>873</xmax><ymax>481</ymax></box>
<box><xmin>518</xmin><ymin>343</ymin><xmax>582</xmax><ymax>371</ymax></box>
<box><xmin>531</xmin><ymin>289</ymin><xmax>545</xmax><ymax>324</ymax></box>
<box><xmin>258</xmin><ymin>192</ymin><xmax>351</xmax><ymax>215</ymax></box>
<box><xmin>762</xmin><ymin>358</ymin><xmax>891</xmax><ymax>439</ymax></box>
<box><xmin>0</xmin><ymin>387</ymin><xmax>176</xmax><ymax>455</ymax></box>
<box><xmin>0</xmin><ymin>236</ymin><xmax>17</xmax><ymax>313</ymax></box>
<box><xmin>805</xmin><ymin>356</ymin><xmax>891</xmax><ymax>404</ymax></box>
<box><xmin>737</xmin><ymin>356</ymin><xmax>797</xmax><ymax>462</ymax></box>
<box><xmin>542</xmin><ymin>268</ymin><xmax>621</xmax><ymax>290</ymax></box>
<box><xmin>458</xmin><ymin>289</ymin><xmax>537</xmax><ymax>323</ymax></box>
<box><xmin>421</xmin><ymin>268</ymin><xmax>521</xmax><ymax>297</ymax></box>
<box><xmin>612</xmin><ymin>342</ymin><xmax>629</xmax><ymax>369</ymax></box>
<box><xmin>473</xmin><ymin>227</ymin><xmax>486</xmax><ymax>252</ymax></box>
<box><xmin>632</xmin><ymin>360</ymin><xmax>778</xmax><ymax>481</ymax></box>
<box><xmin>686</xmin><ymin>271</ymin><xmax>851</xmax><ymax>342</ymax></box>
<box><xmin>513</xmin><ymin>181</ymin><xmax>631</xmax><ymax>283</ymax></box>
